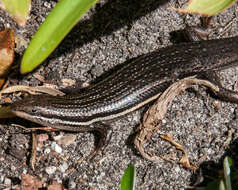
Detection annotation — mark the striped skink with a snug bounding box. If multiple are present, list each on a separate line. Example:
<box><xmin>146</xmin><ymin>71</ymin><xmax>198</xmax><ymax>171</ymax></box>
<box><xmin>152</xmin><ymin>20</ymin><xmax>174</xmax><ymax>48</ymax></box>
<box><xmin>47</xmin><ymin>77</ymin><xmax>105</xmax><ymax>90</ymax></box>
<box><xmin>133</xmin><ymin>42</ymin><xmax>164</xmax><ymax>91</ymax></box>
<box><xmin>10</xmin><ymin>36</ymin><xmax>238</xmax><ymax>151</ymax></box>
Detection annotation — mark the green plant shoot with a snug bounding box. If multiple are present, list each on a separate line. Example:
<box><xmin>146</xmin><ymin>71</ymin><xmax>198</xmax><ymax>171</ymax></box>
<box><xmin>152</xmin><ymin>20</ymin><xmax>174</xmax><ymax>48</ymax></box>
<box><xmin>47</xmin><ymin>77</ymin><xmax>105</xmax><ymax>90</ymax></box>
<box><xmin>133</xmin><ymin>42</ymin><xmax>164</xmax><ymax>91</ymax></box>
<box><xmin>21</xmin><ymin>0</ymin><xmax>98</xmax><ymax>74</ymax></box>
<box><xmin>120</xmin><ymin>165</ymin><xmax>136</xmax><ymax>190</ymax></box>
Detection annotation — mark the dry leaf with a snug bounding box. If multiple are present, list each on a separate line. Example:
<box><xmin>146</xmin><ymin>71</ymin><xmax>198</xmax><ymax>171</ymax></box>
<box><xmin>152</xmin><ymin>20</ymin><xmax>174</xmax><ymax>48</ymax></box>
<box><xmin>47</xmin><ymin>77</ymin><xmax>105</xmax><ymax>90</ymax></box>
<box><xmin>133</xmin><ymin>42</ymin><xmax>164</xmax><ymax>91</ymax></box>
<box><xmin>21</xmin><ymin>174</ymin><xmax>43</xmax><ymax>190</ymax></box>
<box><xmin>30</xmin><ymin>133</ymin><xmax>37</xmax><ymax>171</ymax></box>
<box><xmin>48</xmin><ymin>181</ymin><xmax>63</xmax><ymax>190</ymax></box>
<box><xmin>135</xmin><ymin>76</ymin><xmax>219</xmax><ymax>169</ymax></box>
<box><xmin>0</xmin><ymin>85</ymin><xmax>65</xmax><ymax>97</ymax></box>
<box><xmin>54</xmin><ymin>134</ymin><xmax>77</xmax><ymax>146</ymax></box>
<box><xmin>0</xmin><ymin>29</ymin><xmax>14</xmax><ymax>88</ymax></box>
<box><xmin>161</xmin><ymin>133</ymin><xmax>197</xmax><ymax>170</ymax></box>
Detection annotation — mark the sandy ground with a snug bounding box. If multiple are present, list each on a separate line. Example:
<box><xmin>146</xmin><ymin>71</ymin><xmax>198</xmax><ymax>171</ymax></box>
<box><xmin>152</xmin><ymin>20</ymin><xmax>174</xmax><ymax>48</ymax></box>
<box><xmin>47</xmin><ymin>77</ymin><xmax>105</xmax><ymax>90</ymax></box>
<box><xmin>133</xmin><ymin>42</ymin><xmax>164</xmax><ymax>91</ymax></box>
<box><xmin>0</xmin><ymin>0</ymin><xmax>238</xmax><ymax>189</ymax></box>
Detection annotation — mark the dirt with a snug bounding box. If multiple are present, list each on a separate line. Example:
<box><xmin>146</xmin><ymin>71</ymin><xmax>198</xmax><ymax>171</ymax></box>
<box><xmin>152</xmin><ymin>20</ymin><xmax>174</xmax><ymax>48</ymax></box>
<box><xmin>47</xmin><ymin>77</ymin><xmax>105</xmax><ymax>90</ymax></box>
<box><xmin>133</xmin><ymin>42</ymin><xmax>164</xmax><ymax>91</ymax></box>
<box><xmin>0</xmin><ymin>0</ymin><xmax>238</xmax><ymax>189</ymax></box>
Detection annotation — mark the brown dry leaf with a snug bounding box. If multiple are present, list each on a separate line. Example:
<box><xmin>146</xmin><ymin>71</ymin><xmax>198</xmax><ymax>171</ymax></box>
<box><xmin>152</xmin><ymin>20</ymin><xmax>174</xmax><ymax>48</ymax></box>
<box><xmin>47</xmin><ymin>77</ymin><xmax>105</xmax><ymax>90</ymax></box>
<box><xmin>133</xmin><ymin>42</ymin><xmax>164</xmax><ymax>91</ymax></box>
<box><xmin>0</xmin><ymin>85</ymin><xmax>65</xmax><ymax>97</ymax></box>
<box><xmin>161</xmin><ymin>133</ymin><xmax>197</xmax><ymax>170</ymax></box>
<box><xmin>180</xmin><ymin>154</ymin><xmax>197</xmax><ymax>170</ymax></box>
<box><xmin>160</xmin><ymin>133</ymin><xmax>185</xmax><ymax>151</ymax></box>
<box><xmin>48</xmin><ymin>181</ymin><xmax>63</xmax><ymax>190</ymax></box>
<box><xmin>37</xmin><ymin>134</ymin><xmax>49</xmax><ymax>143</ymax></box>
<box><xmin>21</xmin><ymin>174</ymin><xmax>43</xmax><ymax>190</ymax></box>
<box><xmin>32</xmin><ymin>73</ymin><xmax>45</xmax><ymax>82</ymax></box>
<box><xmin>15</xmin><ymin>33</ymin><xmax>29</xmax><ymax>50</ymax></box>
<box><xmin>0</xmin><ymin>29</ymin><xmax>14</xmax><ymax>88</ymax></box>
<box><xmin>30</xmin><ymin>133</ymin><xmax>37</xmax><ymax>171</ymax></box>
<box><xmin>61</xmin><ymin>78</ymin><xmax>76</xmax><ymax>87</ymax></box>
<box><xmin>37</xmin><ymin>134</ymin><xmax>49</xmax><ymax>149</ymax></box>
<box><xmin>54</xmin><ymin>134</ymin><xmax>77</xmax><ymax>146</ymax></box>
<box><xmin>134</xmin><ymin>76</ymin><xmax>219</xmax><ymax>168</ymax></box>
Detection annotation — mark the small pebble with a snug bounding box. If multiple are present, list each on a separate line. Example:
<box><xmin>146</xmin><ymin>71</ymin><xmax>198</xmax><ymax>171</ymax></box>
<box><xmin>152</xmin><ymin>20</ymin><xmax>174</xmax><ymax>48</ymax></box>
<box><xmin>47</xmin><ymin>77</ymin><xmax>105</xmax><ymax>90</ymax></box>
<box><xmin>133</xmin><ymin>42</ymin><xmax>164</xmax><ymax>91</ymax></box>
<box><xmin>68</xmin><ymin>180</ymin><xmax>76</xmax><ymax>189</ymax></box>
<box><xmin>10</xmin><ymin>165</ymin><xmax>16</xmax><ymax>171</ymax></box>
<box><xmin>0</xmin><ymin>175</ymin><xmax>4</xmax><ymax>183</ymax></box>
<box><xmin>4</xmin><ymin>178</ymin><xmax>11</xmax><ymax>186</ymax></box>
<box><xmin>59</xmin><ymin>162</ymin><xmax>68</xmax><ymax>173</ymax></box>
<box><xmin>174</xmin><ymin>166</ymin><xmax>180</xmax><ymax>173</ymax></box>
<box><xmin>51</xmin><ymin>142</ymin><xmax>62</xmax><ymax>154</ymax></box>
<box><xmin>45</xmin><ymin>166</ymin><xmax>56</xmax><ymax>175</ymax></box>
<box><xmin>44</xmin><ymin>148</ymin><xmax>51</xmax><ymax>154</ymax></box>
<box><xmin>43</xmin><ymin>2</ymin><xmax>51</xmax><ymax>8</ymax></box>
<box><xmin>23</xmin><ymin>169</ymin><xmax>27</xmax><ymax>174</ymax></box>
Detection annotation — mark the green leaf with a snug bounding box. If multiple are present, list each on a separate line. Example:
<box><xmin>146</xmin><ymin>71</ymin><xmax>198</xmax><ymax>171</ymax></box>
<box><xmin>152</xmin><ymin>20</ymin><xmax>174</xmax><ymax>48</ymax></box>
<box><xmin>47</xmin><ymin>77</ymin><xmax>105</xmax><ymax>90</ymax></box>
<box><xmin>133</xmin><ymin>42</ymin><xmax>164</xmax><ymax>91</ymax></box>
<box><xmin>219</xmin><ymin>180</ymin><xmax>226</xmax><ymax>190</ymax></box>
<box><xmin>185</xmin><ymin>0</ymin><xmax>236</xmax><ymax>15</ymax></box>
<box><xmin>120</xmin><ymin>165</ymin><xmax>136</xmax><ymax>190</ymax></box>
<box><xmin>223</xmin><ymin>156</ymin><xmax>232</xmax><ymax>190</ymax></box>
<box><xmin>0</xmin><ymin>0</ymin><xmax>31</xmax><ymax>26</ymax></box>
<box><xmin>21</xmin><ymin>0</ymin><xmax>99</xmax><ymax>74</ymax></box>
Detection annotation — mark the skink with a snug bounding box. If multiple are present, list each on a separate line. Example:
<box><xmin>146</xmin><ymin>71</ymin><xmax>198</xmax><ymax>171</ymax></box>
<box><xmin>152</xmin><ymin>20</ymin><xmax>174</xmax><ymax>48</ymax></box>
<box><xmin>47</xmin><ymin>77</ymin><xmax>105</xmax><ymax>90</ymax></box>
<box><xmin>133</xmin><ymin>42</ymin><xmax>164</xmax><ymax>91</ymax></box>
<box><xmin>10</xmin><ymin>36</ymin><xmax>238</xmax><ymax>149</ymax></box>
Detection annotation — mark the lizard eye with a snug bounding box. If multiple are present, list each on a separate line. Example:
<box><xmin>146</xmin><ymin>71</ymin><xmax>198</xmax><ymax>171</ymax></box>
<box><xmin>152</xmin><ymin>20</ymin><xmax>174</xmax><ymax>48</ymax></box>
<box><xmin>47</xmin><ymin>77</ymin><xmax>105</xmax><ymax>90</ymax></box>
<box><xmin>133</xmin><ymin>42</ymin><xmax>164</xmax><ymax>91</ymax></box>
<box><xmin>31</xmin><ymin>108</ymin><xmax>37</xmax><ymax>113</ymax></box>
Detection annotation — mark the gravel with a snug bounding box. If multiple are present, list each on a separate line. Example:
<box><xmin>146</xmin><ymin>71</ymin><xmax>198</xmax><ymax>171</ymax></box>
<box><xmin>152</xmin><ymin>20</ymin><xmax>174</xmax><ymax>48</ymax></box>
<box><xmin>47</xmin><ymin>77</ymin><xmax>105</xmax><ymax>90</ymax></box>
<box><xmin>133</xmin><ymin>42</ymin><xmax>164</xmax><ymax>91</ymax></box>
<box><xmin>0</xmin><ymin>0</ymin><xmax>238</xmax><ymax>189</ymax></box>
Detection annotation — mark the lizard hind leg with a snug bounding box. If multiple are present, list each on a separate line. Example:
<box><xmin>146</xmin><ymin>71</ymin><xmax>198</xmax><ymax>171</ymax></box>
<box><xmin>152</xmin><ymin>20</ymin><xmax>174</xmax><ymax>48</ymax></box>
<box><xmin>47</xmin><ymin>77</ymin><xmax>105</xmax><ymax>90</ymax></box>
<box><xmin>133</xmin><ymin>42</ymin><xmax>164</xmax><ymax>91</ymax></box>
<box><xmin>86</xmin><ymin>123</ymin><xmax>112</xmax><ymax>161</ymax></box>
